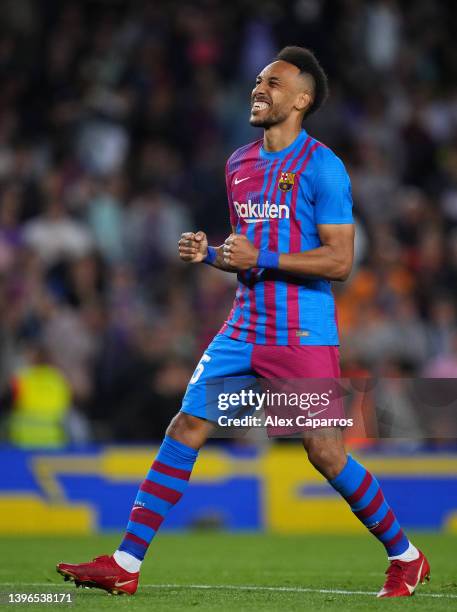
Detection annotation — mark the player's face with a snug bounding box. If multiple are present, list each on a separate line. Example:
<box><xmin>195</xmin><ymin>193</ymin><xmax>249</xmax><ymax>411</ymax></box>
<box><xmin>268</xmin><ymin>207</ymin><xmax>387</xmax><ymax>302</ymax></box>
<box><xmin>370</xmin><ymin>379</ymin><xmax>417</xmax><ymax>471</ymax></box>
<box><xmin>250</xmin><ymin>61</ymin><xmax>308</xmax><ymax>128</ymax></box>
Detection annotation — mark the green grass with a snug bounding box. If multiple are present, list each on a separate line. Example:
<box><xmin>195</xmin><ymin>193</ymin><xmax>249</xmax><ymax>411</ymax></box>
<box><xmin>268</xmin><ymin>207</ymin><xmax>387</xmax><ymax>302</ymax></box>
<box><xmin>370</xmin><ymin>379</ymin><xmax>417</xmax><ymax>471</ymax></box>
<box><xmin>0</xmin><ymin>533</ymin><xmax>455</xmax><ymax>611</ymax></box>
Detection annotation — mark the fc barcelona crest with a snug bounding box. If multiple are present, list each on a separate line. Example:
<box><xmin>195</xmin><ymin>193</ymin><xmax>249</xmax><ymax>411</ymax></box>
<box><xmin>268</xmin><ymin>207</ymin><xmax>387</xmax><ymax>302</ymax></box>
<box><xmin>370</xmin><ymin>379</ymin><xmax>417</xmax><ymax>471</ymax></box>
<box><xmin>278</xmin><ymin>172</ymin><xmax>295</xmax><ymax>192</ymax></box>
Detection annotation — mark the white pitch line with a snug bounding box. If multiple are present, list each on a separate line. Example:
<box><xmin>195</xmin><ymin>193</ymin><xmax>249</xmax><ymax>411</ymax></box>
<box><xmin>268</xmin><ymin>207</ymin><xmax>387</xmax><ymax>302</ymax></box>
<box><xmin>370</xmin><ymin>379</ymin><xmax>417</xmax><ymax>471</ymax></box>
<box><xmin>141</xmin><ymin>583</ymin><xmax>457</xmax><ymax>600</ymax></box>
<box><xmin>0</xmin><ymin>582</ymin><xmax>456</xmax><ymax>600</ymax></box>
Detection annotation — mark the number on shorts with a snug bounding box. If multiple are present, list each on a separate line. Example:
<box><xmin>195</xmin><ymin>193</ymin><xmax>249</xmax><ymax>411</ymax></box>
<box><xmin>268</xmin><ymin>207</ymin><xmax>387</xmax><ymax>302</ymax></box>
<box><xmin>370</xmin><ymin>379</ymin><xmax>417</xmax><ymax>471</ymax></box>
<box><xmin>190</xmin><ymin>354</ymin><xmax>211</xmax><ymax>384</ymax></box>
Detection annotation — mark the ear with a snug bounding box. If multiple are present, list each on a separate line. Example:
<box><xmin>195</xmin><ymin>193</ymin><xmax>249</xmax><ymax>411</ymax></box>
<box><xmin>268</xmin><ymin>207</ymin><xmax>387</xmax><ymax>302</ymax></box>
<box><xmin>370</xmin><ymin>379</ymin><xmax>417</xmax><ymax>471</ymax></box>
<box><xmin>295</xmin><ymin>92</ymin><xmax>312</xmax><ymax>112</ymax></box>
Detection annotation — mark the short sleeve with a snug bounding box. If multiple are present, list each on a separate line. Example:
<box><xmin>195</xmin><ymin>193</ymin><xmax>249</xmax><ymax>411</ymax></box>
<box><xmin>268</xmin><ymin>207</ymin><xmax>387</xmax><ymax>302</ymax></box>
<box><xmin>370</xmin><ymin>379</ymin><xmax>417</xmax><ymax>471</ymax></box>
<box><xmin>313</xmin><ymin>152</ymin><xmax>354</xmax><ymax>224</ymax></box>
<box><xmin>225</xmin><ymin>160</ymin><xmax>237</xmax><ymax>228</ymax></box>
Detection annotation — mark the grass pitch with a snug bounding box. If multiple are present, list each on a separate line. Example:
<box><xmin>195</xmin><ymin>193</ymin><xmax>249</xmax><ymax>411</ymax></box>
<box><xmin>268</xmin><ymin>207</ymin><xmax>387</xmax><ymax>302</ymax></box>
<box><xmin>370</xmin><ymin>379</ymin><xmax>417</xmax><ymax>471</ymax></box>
<box><xmin>0</xmin><ymin>533</ymin><xmax>455</xmax><ymax>611</ymax></box>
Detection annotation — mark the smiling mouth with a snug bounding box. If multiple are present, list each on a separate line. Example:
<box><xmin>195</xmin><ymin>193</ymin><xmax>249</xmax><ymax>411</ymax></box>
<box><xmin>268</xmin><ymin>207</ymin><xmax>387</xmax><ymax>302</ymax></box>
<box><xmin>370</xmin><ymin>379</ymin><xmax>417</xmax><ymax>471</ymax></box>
<box><xmin>251</xmin><ymin>101</ymin><xmax>270</xmax><ymax>112</ymax></box>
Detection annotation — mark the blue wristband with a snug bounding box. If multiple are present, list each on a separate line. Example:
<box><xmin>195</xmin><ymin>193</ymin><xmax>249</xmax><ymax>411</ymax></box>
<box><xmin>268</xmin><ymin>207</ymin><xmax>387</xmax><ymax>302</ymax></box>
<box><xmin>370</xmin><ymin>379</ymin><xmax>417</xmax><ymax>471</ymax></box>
<box><xmin>203</xmin><ymin>246</ymin><xmax>217</xmax><ymax>265</ymax></box>
<box><xmin>257</xmin><ymin>249</ymin><xmax>280</xmax><ymax>269</ymax></box>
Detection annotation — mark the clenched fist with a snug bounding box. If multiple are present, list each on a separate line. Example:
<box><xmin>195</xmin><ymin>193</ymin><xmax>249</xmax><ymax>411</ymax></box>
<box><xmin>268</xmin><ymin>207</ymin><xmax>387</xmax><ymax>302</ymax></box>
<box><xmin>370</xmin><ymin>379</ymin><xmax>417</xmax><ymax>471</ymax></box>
<box><xmin>223</xmin><ymin>234</ymin><xmax>258</xmax><ymax>270</ymax></box>
<box><xmin>178</xmin><ymin>231</ymin><xmax>208</xmax><ymax>263</ymax></box>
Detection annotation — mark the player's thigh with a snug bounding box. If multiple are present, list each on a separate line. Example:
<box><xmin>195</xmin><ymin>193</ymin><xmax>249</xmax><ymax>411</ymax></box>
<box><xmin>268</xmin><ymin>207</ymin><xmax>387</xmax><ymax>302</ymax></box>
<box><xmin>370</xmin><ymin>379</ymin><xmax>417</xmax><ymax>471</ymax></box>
<box><xmin>252</xmin><ymin>343</ymin><xmax>342</xmax><ymax>420</ymax></box>
<box><xmin>252</xmin><ymin>344</ymin><xmax>342</xmax><ymax>438</ymax></box>
<box><xmin>181</xmin><ymin>334</ymin><xmax>256</xmax><ymax>421</ymax></box>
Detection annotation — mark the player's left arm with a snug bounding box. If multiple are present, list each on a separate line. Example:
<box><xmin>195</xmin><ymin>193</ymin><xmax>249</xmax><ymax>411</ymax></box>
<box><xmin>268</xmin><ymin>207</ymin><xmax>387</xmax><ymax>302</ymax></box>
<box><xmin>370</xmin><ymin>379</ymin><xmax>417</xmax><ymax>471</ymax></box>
<box><xmin>275</xmin><ymin>223</ymin><xmax>354</xmax><ymax>280</ymax></box>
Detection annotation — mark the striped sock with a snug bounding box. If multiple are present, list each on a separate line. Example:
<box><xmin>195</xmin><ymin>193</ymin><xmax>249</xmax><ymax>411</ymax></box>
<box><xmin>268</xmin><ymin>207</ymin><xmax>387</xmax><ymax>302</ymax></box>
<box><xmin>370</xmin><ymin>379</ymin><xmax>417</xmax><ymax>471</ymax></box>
<box><xmin>118</xmin><ymin>435</ymin><xmax>198</xmax><ymax>561</ymax></box>
<box><xmin>329</xmin><ymin>455</ymin><xmax>410</xmax><ymax>557</ymax></box>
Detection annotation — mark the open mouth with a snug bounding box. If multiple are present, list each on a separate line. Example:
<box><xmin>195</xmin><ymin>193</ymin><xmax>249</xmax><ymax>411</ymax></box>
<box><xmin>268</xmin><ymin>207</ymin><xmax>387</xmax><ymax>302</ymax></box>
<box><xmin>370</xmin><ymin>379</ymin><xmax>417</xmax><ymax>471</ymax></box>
<box><xmin>251</xmin><ymin>100</ymin><xmax>270</xmax><ymax>112</ymax></box>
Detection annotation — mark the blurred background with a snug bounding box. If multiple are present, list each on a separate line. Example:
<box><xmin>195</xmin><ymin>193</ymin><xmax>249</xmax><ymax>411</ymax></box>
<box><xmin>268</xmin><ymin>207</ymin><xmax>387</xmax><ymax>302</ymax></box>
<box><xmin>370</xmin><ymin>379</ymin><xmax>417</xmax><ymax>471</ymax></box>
<box><xmin>0</xmin><ymin>0</ymin><xmax>456</xmax><ymax>537</ymax></box>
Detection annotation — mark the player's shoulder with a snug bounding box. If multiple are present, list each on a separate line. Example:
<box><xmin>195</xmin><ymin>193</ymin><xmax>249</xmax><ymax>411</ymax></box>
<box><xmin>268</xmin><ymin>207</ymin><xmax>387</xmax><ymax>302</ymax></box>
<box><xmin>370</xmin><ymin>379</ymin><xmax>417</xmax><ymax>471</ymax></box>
<box><xmin>226</xmin><ymin>139</ymin><xmax>262</xmax><ymax>173</ymax></box>
<box><xmin>306</xmin><ymin>137</ymin><xmax>348</xmax><ymax>175</ymax></box>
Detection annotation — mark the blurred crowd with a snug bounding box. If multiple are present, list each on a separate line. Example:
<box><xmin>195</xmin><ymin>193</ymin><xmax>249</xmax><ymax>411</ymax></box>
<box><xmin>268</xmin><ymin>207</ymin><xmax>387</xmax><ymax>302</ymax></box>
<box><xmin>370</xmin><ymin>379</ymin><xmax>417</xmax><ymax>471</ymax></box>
<box><xmin>1</xmin><ymin>0</ymin><xmax>457</xmax><ymax>444</ymax></box>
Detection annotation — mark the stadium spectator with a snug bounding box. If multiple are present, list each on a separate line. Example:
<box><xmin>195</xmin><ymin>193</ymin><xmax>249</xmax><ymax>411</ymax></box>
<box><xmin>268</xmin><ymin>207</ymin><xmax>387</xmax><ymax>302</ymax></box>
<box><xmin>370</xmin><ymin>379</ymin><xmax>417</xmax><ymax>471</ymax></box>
<box><xmin>0</xmin><ymin>341</ymin><xmax>89</xmax><ymax>447</ymax></box>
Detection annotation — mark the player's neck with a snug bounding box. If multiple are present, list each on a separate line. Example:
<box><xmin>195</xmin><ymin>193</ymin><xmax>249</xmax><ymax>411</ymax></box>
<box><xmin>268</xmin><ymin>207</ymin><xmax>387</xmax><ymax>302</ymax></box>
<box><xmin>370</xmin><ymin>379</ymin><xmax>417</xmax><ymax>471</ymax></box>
<box><xmin>262</xmin><ymin>123</ymin><xmax>302</xmax><ymax>153</ymax></box>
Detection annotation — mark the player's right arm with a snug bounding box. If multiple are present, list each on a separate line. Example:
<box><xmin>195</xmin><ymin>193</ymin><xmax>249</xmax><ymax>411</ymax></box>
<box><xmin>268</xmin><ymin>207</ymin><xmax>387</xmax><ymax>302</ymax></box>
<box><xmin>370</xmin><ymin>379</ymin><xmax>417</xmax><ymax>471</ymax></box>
<box><xmin>178</xmin><ymin>229</ymin><xmax>239</xmax><ymax>272</ymax></box>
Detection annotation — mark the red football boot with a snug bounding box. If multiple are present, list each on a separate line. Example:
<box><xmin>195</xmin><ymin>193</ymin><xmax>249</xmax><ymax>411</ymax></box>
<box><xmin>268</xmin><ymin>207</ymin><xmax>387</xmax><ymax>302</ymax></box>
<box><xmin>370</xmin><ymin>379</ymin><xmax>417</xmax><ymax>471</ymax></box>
<box><xmin>56</xmin><ymin>555</ymin><xmax>139</xmax><ymax>595</ymax></box>
<box><xmin>377</xmin><ymin>550</ymin><xmax>430</xmax><ymax>597</ymax></box>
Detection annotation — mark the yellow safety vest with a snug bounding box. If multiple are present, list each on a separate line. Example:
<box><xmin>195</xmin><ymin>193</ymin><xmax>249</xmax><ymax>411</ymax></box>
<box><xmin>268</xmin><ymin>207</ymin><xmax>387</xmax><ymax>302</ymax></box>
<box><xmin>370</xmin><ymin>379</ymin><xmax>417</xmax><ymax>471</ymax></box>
<box><xmin>9</xmin><ymin>365</ymin><xmax>71</xmax><ymax>448</ymax></box>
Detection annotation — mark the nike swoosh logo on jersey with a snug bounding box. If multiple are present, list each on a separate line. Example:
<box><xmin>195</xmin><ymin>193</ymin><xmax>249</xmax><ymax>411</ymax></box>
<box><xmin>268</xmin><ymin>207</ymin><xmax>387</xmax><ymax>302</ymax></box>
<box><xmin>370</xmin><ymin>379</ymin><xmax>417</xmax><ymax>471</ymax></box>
<box><xmin>114</xmin><ymin>579</ymin><xmax>136</xmax><ymax>587</ymax></box>
<box><xmin>307</xmin><ymin>407</ymin><xmax>329</xmax><ymax>418</ymax></box>
<box><xmin>405</xmin><ymin>559</ymin><xmax>424</xmax><ymax>594</ymax></box>
<box><xmin>234</xmin><ymin>176</ymin><xmax>250</xmax><ymax>184</ymax></box>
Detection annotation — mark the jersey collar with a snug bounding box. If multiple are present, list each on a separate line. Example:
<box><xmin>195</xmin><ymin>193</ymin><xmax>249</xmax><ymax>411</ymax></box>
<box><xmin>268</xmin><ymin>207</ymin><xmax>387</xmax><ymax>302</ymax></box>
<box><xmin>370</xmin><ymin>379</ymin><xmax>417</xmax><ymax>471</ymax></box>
<box><xmin>259</xmin><ymin>129</ymin><xmax>308</xmax><ymax>160</ymax></box>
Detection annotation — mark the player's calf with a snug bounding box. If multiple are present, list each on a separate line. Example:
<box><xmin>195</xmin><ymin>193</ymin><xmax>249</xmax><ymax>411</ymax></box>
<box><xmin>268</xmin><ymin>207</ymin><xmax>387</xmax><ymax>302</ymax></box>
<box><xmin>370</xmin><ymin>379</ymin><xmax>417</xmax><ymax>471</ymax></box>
<box><xmin>303</xmin><ymin>430</ymin><xmax>430</xmax><ymax>597</ymax></box>
<box><xmin>57</xmin><ymin>413</ymin><xmax>211</xmax><ymax>594</ymax></box>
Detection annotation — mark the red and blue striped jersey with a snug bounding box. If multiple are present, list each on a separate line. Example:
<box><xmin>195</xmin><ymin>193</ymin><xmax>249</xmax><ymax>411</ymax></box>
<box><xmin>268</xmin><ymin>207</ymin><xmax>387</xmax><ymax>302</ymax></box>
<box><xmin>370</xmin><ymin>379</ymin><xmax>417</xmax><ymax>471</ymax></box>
<box><xmin>219</xmin><ymin>129</ymin><xmax>353</xmax><ymax>346</ymax></box>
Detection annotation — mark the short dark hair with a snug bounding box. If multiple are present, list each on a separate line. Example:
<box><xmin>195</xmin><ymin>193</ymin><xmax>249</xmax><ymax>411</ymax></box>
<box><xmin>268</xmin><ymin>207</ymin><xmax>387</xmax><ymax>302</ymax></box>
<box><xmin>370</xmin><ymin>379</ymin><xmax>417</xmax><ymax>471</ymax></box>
<box><xmin>275</xmin><ymin>46</ymin><xmax>328</xmax><ymax>117</ymax></box>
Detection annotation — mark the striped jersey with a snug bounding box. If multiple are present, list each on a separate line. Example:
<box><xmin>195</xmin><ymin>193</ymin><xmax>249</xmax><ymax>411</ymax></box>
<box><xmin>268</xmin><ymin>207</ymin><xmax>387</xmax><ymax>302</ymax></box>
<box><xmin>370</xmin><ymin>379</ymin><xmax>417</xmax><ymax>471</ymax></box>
<box><xmin>219</xmin><ymin>129</ymin><xmax>353</xmax><ymax>346</ymax></box>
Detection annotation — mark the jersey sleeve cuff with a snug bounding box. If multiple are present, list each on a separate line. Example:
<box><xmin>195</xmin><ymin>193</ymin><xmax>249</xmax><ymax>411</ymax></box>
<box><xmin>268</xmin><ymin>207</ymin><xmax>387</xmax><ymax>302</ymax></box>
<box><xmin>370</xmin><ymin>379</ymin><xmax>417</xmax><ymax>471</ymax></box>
<box><xmin>315</xmin><ymin>217</ymin><xmax>354</xmax><ymax>224</ymax></box>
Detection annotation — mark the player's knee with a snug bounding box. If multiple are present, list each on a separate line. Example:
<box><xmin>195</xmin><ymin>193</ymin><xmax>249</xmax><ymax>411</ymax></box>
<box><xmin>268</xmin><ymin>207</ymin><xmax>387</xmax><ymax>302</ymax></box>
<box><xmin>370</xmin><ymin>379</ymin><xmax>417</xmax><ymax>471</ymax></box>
<box><xmin>166</xmin><ymin>412</ymin><xmax>210</xmax><ymax>450</ymax></box>
<box><xmin>304</xmin><ymin>439</ymin><xmax>346</xmax><ymax>479</ymax></box>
